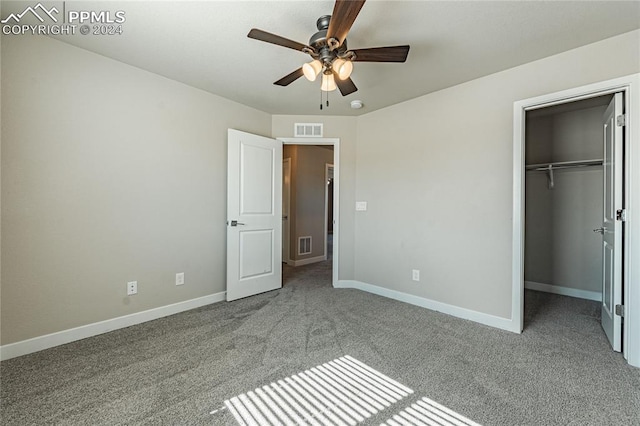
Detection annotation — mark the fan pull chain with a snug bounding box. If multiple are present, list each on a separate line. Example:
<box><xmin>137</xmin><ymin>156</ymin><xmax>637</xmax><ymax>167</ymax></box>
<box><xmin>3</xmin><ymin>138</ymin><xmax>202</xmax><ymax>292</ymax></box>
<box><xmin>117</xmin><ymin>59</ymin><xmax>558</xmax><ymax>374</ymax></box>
<box><xmin>319</xmin><ymin>78</ymin><xmax>332</xmax><ymax>110</ymax></box>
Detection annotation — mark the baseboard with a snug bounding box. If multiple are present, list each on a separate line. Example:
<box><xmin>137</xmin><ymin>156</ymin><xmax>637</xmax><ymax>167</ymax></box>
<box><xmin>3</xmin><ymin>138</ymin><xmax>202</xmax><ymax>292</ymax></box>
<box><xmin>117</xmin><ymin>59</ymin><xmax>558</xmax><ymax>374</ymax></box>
<box><xmin>336</xmin><ymin>280</ymin><xmax>517</xmax><ymax>333</ymax></box>
<box><xmin>525</xmin><ymin>281</ymin><xmax>601</xmax><ymax>302</ymax></box>
<box><xmin>0</xmin><ymin>292</ymin><xmax>226</xmax><ymax>361</ymax></box>
<box><xmin>291</xmin><ymin>255</ymin><xmax>326</xmax><ymax>267</ymax></box>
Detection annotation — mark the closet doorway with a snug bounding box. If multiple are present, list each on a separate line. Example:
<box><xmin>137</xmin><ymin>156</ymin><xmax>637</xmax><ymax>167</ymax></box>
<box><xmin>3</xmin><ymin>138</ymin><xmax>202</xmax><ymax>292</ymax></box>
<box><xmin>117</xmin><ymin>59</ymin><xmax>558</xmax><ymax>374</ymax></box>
<box><xmin>512</xmin><ymin>75</ymin><xmax>640</xmax><ymax>368</ymax></box>
<box><xmin>523</xmin><ymin>93</ymin><xmax>622</xmax><ymax>349</ymax></box>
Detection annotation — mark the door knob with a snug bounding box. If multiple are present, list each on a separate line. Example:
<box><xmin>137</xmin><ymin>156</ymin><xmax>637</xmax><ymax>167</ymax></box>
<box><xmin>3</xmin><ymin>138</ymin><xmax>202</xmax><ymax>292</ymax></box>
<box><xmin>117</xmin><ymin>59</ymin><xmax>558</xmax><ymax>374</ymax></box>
<box><xmin>593</xmin><ymin>227</ymin><xmax>605</xmax><ymax>235</ymax></box>
<box><xmin>229</xmin><ymin>220</ymin><xmax>246</xmax><ymax>227</ymax></box>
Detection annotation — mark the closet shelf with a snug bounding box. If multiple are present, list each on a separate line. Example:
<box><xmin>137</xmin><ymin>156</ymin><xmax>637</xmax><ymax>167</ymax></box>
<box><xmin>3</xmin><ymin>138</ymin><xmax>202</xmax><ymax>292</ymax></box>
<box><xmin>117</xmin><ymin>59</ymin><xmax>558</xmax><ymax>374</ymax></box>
<box><xmin>525</xmin><ymin>158</ymin><xmax>603</xmax><ymax>171</ymax></box>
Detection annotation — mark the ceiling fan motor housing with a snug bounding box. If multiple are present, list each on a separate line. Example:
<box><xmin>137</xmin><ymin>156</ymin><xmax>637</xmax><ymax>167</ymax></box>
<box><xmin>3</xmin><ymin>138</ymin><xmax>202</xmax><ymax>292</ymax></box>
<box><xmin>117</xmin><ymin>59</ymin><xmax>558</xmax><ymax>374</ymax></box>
<box><xmin>309</xmin><ymin>15</ymin><xmax>349</xmax><ymax>70</ymax></box>
<box><xmin>309</xmin><ymin>29</ymin><xmax>329</xmax><ymax>50</ymax></box>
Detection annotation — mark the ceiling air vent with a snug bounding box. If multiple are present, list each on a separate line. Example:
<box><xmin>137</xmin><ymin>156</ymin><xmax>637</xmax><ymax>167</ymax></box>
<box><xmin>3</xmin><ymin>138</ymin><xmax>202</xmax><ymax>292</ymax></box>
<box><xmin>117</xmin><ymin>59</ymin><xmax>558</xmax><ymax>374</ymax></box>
<box><xmin>294</xmin><ymin>123</ymin><xmax>323</xmax><ymax>138</ymax></box>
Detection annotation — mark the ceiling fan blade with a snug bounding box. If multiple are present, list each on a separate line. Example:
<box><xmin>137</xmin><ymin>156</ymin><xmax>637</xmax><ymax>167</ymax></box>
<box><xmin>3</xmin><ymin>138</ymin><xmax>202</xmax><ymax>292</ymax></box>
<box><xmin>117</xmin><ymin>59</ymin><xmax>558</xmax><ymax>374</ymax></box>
<box><xmin>352</xmin><ymin>45</ymin><xmax>410</xmax><ymax>62</ymax></box>
<box><xmin>333</xmin><ymin>71</ymin><xmax>358</xmax><ymax>96</ymax></box>
<box><xmin>248</xmin><ymin>28</ymin><xmax>310</xmax><ymax>52</ymax></box>
<box><xmin>327</xmin><ymin>0</ymin><xmax>366</xmax><ymax>47</ymax></box>
<box><xmin>274</xmin><ymin>68</ymin><xmax>304</xmax><ymax>86</ymax></box>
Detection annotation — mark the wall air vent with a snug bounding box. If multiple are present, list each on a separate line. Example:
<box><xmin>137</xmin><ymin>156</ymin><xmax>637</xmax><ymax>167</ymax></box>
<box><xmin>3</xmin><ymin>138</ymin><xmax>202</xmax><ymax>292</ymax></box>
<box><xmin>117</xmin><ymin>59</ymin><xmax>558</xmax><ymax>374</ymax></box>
<box><xmin>294</xmin><ymin>123</ymin><xmax>323</xmax><ymax>138</ymax></box>
<box><xmin>298</xmin><ymin>236</ymin><xmax>312</xmax><ymax>255</ymax></box>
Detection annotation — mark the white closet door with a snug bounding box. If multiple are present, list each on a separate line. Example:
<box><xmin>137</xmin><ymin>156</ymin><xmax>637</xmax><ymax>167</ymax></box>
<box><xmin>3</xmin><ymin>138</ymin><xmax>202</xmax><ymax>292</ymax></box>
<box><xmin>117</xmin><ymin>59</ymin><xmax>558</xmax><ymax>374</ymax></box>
<box><xmin>600</xmin><ymin>93</ymin><xmax>623</xmax><ymax>352</ymax></box>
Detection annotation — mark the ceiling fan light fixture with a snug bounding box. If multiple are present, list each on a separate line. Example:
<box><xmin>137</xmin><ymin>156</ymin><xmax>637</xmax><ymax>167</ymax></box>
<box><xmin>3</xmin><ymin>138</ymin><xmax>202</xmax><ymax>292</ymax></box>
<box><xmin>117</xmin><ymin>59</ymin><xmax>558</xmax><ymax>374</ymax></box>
<box><xmin>321</xmin><ymin>73</ymin><xmax>338</xmax><ymax>91</ymax></box>
<box><xmin>333</xmin><ymin>58</ymin><xmax>353</xmax><ymax>80</ymax></box>
<box><xmin>302</xmin><ymin>59</ymin><xmax>322</xmax><ymax>81</ymax></box>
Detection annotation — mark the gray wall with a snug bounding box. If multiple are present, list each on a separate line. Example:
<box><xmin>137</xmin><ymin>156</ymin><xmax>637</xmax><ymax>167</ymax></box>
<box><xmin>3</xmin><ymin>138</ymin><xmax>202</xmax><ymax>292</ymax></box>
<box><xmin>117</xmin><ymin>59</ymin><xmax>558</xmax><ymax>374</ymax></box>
<box><xmin>1</xmin><ymin>35</ymin><xmax>271</xmax><ymax>344</ymax></box>
<box><xmin>1</xmin><ymin>29</ymin><xmax>638</xmax><ymax>347</ymax></box>
<box><xmin>524</xmin><ymin>115</ymin><xmax>554</xmax><ymax>284</ymax></box>
<box><xmin>525</xmin><ymin>105</ymin><xmax>607</xmax><ymax>293</ymax></box>
<box><xmin>354</xmin><ymin>30</ymin><xmax>639</xmax><ymax>319</ymax></box>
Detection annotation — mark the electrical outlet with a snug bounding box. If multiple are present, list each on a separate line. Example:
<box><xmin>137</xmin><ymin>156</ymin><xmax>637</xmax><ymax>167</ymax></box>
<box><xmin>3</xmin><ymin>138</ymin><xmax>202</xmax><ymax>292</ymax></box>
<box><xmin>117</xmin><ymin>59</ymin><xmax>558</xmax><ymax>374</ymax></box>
<box><xmin>412</xmin><ymin>270</ymin><xmax>420</xmax><ymax>282</ymax></box>
<box><xmin>127</xmin><ymin>281</ymin><xmax>137</xmax><ymax>295</ymax></box>
<box><xmin>176</xmin><ymin>272</ymin><xmax>185</xmax><ymax>286</ymax></box>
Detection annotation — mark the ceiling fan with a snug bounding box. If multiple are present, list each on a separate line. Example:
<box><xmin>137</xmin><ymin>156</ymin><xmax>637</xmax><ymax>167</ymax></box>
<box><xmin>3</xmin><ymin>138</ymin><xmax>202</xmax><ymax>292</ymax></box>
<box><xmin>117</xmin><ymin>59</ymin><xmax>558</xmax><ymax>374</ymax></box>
<box><xmin>247</xmin><ymin>0</ymin><xmax>410</xmax><ymax>100</ymax></box>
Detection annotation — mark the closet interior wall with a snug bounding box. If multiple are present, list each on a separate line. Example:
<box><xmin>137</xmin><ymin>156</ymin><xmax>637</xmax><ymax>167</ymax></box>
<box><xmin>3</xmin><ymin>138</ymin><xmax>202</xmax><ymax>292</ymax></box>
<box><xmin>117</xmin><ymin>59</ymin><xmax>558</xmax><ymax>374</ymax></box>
<box><xmin>525</xmin><ymin>96</ymin><xmax>613</xmax><ymax>298</ymax></box>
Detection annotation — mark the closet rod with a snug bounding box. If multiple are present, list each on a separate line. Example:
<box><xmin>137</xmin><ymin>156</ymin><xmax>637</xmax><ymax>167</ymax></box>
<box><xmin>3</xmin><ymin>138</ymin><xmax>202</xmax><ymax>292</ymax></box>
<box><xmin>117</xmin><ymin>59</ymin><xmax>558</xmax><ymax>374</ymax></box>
<box><xmin>525</xmin><ymin>158</ymin><xmax>603</xmax><ymax>171</ymax></box>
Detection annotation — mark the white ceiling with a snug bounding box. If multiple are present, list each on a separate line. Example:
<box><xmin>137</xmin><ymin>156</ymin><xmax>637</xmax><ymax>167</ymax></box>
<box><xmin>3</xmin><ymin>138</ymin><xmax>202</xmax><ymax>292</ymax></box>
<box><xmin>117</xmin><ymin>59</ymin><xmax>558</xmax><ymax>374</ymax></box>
<box><xmin>3</xmin><ymin>1</ymin><xmax>640</xmax><ymax>116</ymax></box>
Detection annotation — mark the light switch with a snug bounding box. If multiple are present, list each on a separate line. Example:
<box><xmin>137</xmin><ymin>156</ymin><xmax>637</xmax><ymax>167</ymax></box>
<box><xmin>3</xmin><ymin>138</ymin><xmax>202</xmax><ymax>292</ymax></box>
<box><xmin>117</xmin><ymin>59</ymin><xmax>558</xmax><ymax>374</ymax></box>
<box><xmin>356</xmin><ymin>201</ymin><xmax>368</xmax><ymax>211</ymax></box>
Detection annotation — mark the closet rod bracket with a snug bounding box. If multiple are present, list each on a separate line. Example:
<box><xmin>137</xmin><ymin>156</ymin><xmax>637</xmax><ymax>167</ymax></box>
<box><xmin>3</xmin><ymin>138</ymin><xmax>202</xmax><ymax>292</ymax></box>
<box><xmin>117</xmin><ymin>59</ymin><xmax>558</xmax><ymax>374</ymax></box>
<box><xmin>546</xmin><ymin>164</ymin><xmax>554</xmax><ymax>190</ymax></box>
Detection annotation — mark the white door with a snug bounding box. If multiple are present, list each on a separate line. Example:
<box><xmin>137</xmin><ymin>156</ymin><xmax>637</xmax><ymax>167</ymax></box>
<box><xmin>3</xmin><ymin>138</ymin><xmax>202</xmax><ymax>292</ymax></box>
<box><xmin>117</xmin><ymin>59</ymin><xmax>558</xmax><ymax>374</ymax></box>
<box><xmin>600</xmin><ymin>93</ymin><xmax>624</xmax><ymax>351</ymax></box>
<box><xmin>282</xmin><ymin>158</ymin><xmax>291</xmax><ymax>263</ymax></box>
<box><xmin>227</xmin><ymin>129</ymin><xmax>282</xmax><ymax>301</ymax></box>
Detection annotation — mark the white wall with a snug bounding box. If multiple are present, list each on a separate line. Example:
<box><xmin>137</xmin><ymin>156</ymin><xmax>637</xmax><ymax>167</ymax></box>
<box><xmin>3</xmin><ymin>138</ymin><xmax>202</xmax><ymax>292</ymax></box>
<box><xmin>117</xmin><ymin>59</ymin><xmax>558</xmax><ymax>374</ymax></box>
<box><xmin>354</xmin><ymin>30</ymin><xmax>640</xmax><ymax>320</ymax></box>
<box><xmin>1</xmin><ymin>35</ymin><xmax>271</xmax><ymax>345</ymax></box>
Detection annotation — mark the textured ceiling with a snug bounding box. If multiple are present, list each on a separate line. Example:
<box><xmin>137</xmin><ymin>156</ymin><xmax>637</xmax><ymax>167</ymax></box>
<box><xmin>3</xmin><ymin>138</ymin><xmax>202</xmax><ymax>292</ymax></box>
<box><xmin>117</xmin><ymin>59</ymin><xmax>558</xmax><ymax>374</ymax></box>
<box><xmin>3</xmin><ymin>1</ymin><xmax>639</xmax><ymax>116</ymax></box>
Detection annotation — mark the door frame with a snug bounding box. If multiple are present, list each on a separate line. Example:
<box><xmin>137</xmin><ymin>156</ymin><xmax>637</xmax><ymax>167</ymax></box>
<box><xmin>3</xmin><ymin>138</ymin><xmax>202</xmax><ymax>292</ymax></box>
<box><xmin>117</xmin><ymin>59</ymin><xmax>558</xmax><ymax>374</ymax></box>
<box><xmin>512</xmin><ymin>73</ymin><xmax>640</xmax><ymax>367</ymax></box>
<box><xmin>325</xmin><ymin>163</ymin><xmax>334</xmax><ymax>260</ymax></box>
<box><xmin>282</xmin><ymin>157</ymin><xmax>291</xmax><ymax>264</ymax></box>
<box><xmin>278</xmin><ymin>137</ymin><xmax>340</xmax><ymax>287</ymax></box>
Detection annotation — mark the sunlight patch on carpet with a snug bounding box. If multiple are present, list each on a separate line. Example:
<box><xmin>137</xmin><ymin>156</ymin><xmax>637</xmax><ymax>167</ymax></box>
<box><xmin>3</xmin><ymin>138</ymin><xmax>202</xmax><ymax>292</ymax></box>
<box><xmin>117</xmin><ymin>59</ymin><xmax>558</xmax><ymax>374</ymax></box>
<box><xmin>381</xmin><ymin>396</ymin><xmax>481</xmax><ymax>426</ymax></box>
<box><xmin>220</xmin><ymin>355</ymin><xmax>414</xmax><ymax>425</ymax></box>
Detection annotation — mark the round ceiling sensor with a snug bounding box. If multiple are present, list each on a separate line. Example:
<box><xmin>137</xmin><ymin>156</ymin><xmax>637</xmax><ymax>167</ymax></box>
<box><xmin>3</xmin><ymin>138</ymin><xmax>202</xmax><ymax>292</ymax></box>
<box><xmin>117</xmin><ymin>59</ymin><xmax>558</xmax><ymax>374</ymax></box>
<box><xmin>350</xmin><ymin>100</ymin><xmax>363</xmax><ymax>109</ymax></box>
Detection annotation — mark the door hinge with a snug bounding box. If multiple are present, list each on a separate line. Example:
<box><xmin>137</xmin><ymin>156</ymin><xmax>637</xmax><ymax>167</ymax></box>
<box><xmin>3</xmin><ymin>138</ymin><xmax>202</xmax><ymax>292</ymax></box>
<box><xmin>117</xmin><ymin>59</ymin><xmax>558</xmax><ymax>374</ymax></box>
<box><xmin>616</xmin><ymin>114</ymin><xmax>626</xmax><ymax>127</ymax></box>
<box><xmin>616</xmin><ymin>209</ymin><xmax>627</xmax><ymax>222</ymax></box>
<box><xmin>615</xmin><ymin>304</ymin><xmax>625</xmax><ymax>317</ymax></box>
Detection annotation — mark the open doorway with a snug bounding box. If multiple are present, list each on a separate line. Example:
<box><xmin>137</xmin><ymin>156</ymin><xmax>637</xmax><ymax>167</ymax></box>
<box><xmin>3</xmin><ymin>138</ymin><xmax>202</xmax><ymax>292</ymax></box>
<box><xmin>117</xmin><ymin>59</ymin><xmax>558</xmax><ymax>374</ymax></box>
<box><xmin>278</xmin><ymin>138</ymin><xmax>340</xmax><ymax>288</ymax></box>
<box><xmin>522</xmin><ymin>94</ymin><xmax>619</xmax><ymax>347</ymax></box>
<box><xmin>512</xmin><ymin>74</ymin><xmax>640</xmax><ymax>368</ymax></box>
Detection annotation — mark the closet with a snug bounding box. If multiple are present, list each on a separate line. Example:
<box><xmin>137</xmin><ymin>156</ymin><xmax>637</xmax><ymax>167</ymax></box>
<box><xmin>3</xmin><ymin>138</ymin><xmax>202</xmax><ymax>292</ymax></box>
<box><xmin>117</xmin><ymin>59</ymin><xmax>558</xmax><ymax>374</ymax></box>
<box><xmin>524</xmin><ymin>95</ymin><xmax>614</xmax><ymax>318</ymax></box>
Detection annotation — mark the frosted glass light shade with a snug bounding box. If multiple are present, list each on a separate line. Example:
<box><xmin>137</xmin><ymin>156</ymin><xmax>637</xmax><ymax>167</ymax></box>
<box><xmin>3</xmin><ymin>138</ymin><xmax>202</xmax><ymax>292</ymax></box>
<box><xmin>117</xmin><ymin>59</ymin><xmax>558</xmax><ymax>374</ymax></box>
<box><xmin>332</xmin><ymin>58</ymin><xmax>353</xmax><ymax>80</ymax></box>
<box><xmin>321</xmin><ymin>73</ymin><xmax>337</xmax><ymax>91</ymax></box>
<box><xmin>302</xmin><ymin>60</ymin><xmax>322</xmax><ymax>81</ymax></box>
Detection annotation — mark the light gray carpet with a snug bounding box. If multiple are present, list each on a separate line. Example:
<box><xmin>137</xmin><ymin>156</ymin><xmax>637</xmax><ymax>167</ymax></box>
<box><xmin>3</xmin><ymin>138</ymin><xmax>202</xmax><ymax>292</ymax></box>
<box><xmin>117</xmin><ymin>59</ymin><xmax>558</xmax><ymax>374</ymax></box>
<box><xmin>1</xmin><ymin>260</ymin><xmax>639</xmax><ymax>425</ymax></box>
